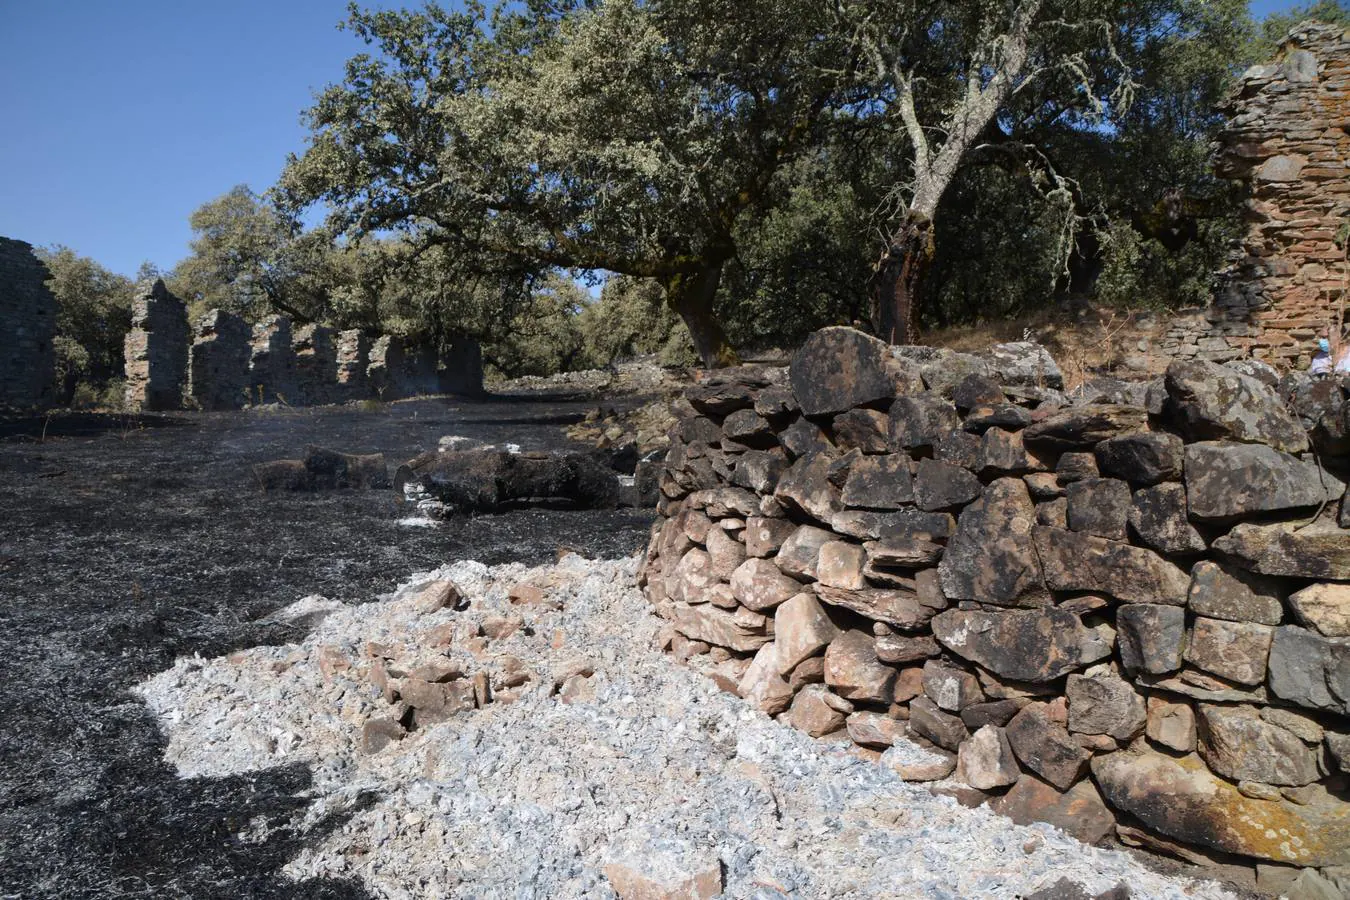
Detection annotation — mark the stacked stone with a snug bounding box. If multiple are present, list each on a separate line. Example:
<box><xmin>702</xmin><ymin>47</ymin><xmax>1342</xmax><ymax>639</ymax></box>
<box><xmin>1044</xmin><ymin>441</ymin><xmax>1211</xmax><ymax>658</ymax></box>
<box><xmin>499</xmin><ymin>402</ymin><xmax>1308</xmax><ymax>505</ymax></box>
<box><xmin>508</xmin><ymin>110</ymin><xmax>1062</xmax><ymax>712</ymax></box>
<box><xmin>249</xmin><ymin>315</ymin><xmax>297</xmax><ymax>405</ymax></box>
<box><xmin>1210</xmin><ymin>21</ymin><xmax>1350</xmax><ymax>368</ymax></box>
<box><xmin>188</xmin><ymin>309</ymin><xmax>252</xmax><ymax>410</ymax></box>
<box><xmin>293</xmin><ymin>323</ymin><xmax>339</xmax><ymax>406</ymax></box>
<box><xmin>640</xmin><ymin>326</ymin><xmax>1350</xmax><ymax>881</ymax></box>
<box><xmin>368</xmin><ymin>336</ymin><xmax>446</xmax><ymax>400</ymax></box>
<box><xmin>123</xmin><ymin>279</ymin><xmax>189</xmax><ymax>411</ymax></box>
<box><xmin>0</xmin><ymin>237</ymin><xmax>57</xmax><ymax>409</ymax></box>
<box><xmin>334</xmin><ymin>329</ymin><xmax>372</xmax><ymax>401</ymax></box>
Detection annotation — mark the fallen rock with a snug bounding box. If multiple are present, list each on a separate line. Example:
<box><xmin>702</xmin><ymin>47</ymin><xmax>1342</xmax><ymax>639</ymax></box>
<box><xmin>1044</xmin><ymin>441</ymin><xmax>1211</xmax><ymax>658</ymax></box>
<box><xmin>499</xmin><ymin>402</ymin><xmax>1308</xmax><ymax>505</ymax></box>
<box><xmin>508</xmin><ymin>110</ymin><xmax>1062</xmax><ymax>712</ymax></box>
<box><xmin>361</xmin><ymin>717</ymin><xmax>406</xmax><ymax>754</ymax></box>
<box><xmin>1163</xmin><ymin>358</ymin><xmax>1308</xmax><ymax>453</ymax></box>
<box><xmin>938</xmin><ymin>478</ymin><xmax>1047</xmax><ymax>606</ymax></box>
<box><xmin>956</xmin><ymin>725</ymin><xmax>1020</xmax><ymax>790</ymax></box>
<box><xmin>1034</xmin><ymin>526</ymin><xmax>1190</xmax><ymax>605</ymax></box>
<box><xmin>931</xmin><ymin>607</ymin><xmax>1112</xmax><ymax>683</ymax></box>
<box><xmin>604</xmin><ymin>833</ymin><xmax>723</xmax><ymax>900</ymax></box>
<box><xmin>1092</xmin><ymin>749</ymin><xmax>1350</xmax><ymax>866</ymax></box>
<box><xmin>403</xmin><ymin>449</ymin><xmax>619</xmax><ymax>511</ymax></box>
<box><xmin>992</xmin><ymin>774</ymin><xmax>1116</xmax><ymax>845</ymax></box>
<box><xmin>1184</xmin><ymin>441</ymin><xmax>1340</xmax><ymax>520</ymax></box>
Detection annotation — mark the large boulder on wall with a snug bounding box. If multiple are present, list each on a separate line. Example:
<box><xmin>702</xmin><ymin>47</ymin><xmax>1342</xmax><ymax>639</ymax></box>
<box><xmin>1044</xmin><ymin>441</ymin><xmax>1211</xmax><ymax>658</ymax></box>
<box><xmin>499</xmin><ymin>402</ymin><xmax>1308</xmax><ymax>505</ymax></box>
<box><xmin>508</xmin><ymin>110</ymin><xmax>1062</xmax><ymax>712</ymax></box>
<box><xmin>789</xmin><ymin>327</ymin><xmax>917</xmax><ymax>417</ymax></box>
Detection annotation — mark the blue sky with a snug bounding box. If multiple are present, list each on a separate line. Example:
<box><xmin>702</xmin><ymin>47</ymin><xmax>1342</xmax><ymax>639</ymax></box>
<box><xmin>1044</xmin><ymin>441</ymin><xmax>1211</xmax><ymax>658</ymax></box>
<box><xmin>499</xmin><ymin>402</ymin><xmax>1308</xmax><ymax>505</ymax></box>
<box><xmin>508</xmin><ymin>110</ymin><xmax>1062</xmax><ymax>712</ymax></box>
<box><xmin>0</xmin><ymin>0</ymin><xmax>1329</xmax><ymax>277</ymax></box>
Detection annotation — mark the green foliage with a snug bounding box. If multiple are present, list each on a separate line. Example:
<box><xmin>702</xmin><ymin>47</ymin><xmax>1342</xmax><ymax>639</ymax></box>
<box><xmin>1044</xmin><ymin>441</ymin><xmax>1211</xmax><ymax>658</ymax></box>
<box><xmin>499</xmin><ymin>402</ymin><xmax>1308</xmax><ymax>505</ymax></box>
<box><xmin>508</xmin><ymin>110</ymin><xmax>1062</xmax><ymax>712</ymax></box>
<box><xmin>36</xmin><ymin>246</ymin><xmax>135</xmax><ymax>405</ymax></box>
<box><xmin>576</xmin><ymin>276</ymin><xmax>696</xmax><ymax>367</ymax></box>
<box><xmin>277</xmin><ymin>0</ymin><xmax>859</xmax><ymax>364</ymax></box>
<box><xmin>172</xmin><ymin>185</ymin><xmax>332</xmax><ymax>323</ymax></box>
<box><xmin>481</xmin><ymin>277</ymin><xmax>588</xmax><ymax>378</ymax></box>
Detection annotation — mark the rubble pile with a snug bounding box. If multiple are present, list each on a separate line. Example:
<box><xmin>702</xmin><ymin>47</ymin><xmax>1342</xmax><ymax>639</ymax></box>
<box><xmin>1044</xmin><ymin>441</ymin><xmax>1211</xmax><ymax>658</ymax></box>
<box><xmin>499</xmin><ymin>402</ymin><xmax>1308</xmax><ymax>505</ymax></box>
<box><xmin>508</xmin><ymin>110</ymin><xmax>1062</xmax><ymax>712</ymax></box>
<box><xmin>137</xmin><ymin>555</ymin><xmax>1229</xmax><ymax>899</ymax></box>
<box><xmin>640</xmin><ymin>325</ymin><xmax>1350</xmax><ymax>889</ymax></box>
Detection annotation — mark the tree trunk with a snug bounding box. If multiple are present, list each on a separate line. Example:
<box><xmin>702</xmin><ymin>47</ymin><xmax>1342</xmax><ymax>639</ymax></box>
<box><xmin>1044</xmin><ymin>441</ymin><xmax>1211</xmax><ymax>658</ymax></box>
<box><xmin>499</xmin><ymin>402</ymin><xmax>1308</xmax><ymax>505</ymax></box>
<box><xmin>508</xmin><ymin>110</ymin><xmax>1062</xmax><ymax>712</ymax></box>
<box><xmin>872</xmin><ymin>215</ymin><xmax>934</xmax><ymax>345</ymax></box>
<box><xmin>664</xmin><ymin>263</ymin><xmax>739</xmax><ymax>369</ymax></box>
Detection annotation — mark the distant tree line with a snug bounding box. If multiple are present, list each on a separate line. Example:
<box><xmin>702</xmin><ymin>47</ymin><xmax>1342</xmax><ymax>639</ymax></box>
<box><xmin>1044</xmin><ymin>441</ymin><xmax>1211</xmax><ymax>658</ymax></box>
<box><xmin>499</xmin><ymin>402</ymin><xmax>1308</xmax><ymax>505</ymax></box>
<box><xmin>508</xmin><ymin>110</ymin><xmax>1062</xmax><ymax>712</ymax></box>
<box><xmin>40</xmin><ymin>1</ymin><xmax>1350</xmax><ymax>402</ymax></box>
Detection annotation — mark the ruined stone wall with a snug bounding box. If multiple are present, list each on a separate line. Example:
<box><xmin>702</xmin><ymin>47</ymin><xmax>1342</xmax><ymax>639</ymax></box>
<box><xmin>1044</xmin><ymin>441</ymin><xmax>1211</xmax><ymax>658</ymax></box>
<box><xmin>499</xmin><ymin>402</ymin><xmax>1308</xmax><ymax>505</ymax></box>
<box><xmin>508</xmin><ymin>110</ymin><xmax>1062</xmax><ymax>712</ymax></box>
<box><xmin>0</xmin><ymin>237</ymin><xmax>57</xmax><ymax>409</ymax></box>
<box><xmin>641</xmin><ymin>326</ymin><xmax>1350</xmax><ymax>884</ymax></box>
<box><xmin>188</xmin><ymin>310</ymin><xmax>252</xmax><ymax>410</ymax></box>
<box><xmin>368</xmin><ymin>335</ymin><xmax>484</xmax><ymax>401</ymax></box>
<box><xmin>123</xmin><ymin>279</ymin><xmax>189</xmax><ymax>411</ymax></box>
<box><xmin>1207</xmin><ymin>22</ymin><xmax>1350</xmax><ymax>368</ymax></box>
<box><xmin>293</xmin><ymin>323</ymin><xmax>338</xmax><ymax>406</ymax></box>
<box><xmin>249</xmin><ymin>315</ymin><xmax>297</xmax><ymax>405</ymax></box>
<box><xmin>335</xmin><ymin>329</ymin><xmax>372</xmax><ymax>401</ymax></box>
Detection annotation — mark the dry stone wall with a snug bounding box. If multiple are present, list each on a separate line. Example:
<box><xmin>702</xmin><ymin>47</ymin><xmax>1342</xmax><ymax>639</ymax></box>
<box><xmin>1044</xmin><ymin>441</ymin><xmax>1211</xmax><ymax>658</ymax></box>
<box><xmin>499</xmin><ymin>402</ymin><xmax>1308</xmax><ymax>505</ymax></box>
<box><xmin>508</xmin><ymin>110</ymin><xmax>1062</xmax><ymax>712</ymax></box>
<box><xmin>640</xmin><ymin>325</ymin><xmax>1350</xmax><ymax>881</ymax></box>
<box><xmin>294</xmin><ymin>323</ymin><xmax>339</xmax><ymax>406</ymax></box>
<box><xmin>0</xmin><ymin>237</ymin><xmax>57</xmax><ymax>409</ymax></box>
<box><xmin>123</xmin><ymin>279</ymin><xmax>189</xmax><ymax>411</ymax></box>
<box><xmin>1206</xmin><ymin>22</ymin><xmax>1350</xmax><ymax>368</ymax></box>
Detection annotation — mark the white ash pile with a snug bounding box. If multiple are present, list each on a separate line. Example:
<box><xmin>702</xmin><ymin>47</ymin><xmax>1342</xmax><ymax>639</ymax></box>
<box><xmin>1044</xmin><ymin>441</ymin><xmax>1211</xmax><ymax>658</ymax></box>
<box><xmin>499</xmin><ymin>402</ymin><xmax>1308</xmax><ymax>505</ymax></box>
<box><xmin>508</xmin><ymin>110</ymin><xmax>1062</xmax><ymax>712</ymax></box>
<box><xmin>136</xmin><ymin>555</ymin><xmax>1231</xmax><ymax>899</ymax></box>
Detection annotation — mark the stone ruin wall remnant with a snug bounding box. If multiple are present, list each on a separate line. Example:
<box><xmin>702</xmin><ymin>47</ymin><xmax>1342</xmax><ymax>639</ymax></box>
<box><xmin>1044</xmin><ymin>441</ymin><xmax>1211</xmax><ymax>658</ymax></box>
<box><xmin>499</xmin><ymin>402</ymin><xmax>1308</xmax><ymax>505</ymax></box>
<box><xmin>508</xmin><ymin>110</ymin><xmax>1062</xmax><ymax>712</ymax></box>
<box><xmin>640</xmin><ymin>325</ymin><xmax>1350</xmax><ymax>884</ymax></box>
<box><xmin>188</xmin><ymin>309</ymin><xmax>252</xmax><ymax>411</ymax></box>
<box><xmin>1194</xmin><ymin>22</ymin><xmax>1350</xmax><ymax>368</ymax></box>
<box><xmin>293</xmin><ymin>323</ymin><xmax>339</xmax><ymax>406</ymax></box>
<box><xmin>0</xmin><ymin>237</ymin><xmax>57</xmax><ymax>409</ymax></box>
<box><xmin>123</xmin><ymin>279</ymin><xmax>189</xmax><ymax>411</ymax></box>
<box><xmin>126</xmin><ymin>306</ymin><xmax>483</xmax><ymax>410</ymax></box>
<box><xmin>249</xmin><ymin>315</ymin><xmax>298</xmax><ymax>405</ymax></box>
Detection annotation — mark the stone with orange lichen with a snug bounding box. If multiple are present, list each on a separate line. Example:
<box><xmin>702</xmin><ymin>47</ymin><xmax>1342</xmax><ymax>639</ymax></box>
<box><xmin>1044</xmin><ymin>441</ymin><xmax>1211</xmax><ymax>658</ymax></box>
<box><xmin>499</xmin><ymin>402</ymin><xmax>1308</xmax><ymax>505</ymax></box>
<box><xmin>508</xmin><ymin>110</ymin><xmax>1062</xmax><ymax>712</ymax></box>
<box><xmin>1092</xmin><ymin>749</ymin><xmax>1350</xmax><ymax>866</ymax></box>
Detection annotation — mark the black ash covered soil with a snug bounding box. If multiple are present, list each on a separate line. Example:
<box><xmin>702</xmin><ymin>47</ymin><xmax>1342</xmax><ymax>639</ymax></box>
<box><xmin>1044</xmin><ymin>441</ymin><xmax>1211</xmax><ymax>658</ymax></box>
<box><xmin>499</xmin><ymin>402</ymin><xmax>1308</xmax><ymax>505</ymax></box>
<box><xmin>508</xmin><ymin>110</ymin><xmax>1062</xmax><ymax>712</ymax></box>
<box><xmin>0</xmin><ymin>395</ymin><xmax>654</xmax><ymax>899</ymax></box>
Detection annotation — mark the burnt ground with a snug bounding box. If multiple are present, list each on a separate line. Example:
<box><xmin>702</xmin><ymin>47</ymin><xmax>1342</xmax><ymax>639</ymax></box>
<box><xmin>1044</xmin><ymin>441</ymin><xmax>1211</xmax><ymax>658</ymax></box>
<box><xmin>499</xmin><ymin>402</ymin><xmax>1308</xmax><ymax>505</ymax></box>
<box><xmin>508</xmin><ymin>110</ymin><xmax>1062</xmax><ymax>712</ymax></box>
<box><xmin>0</xmin><ymin>394</ymin><xmax>655</xmax><ymax>899</ymax></box>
